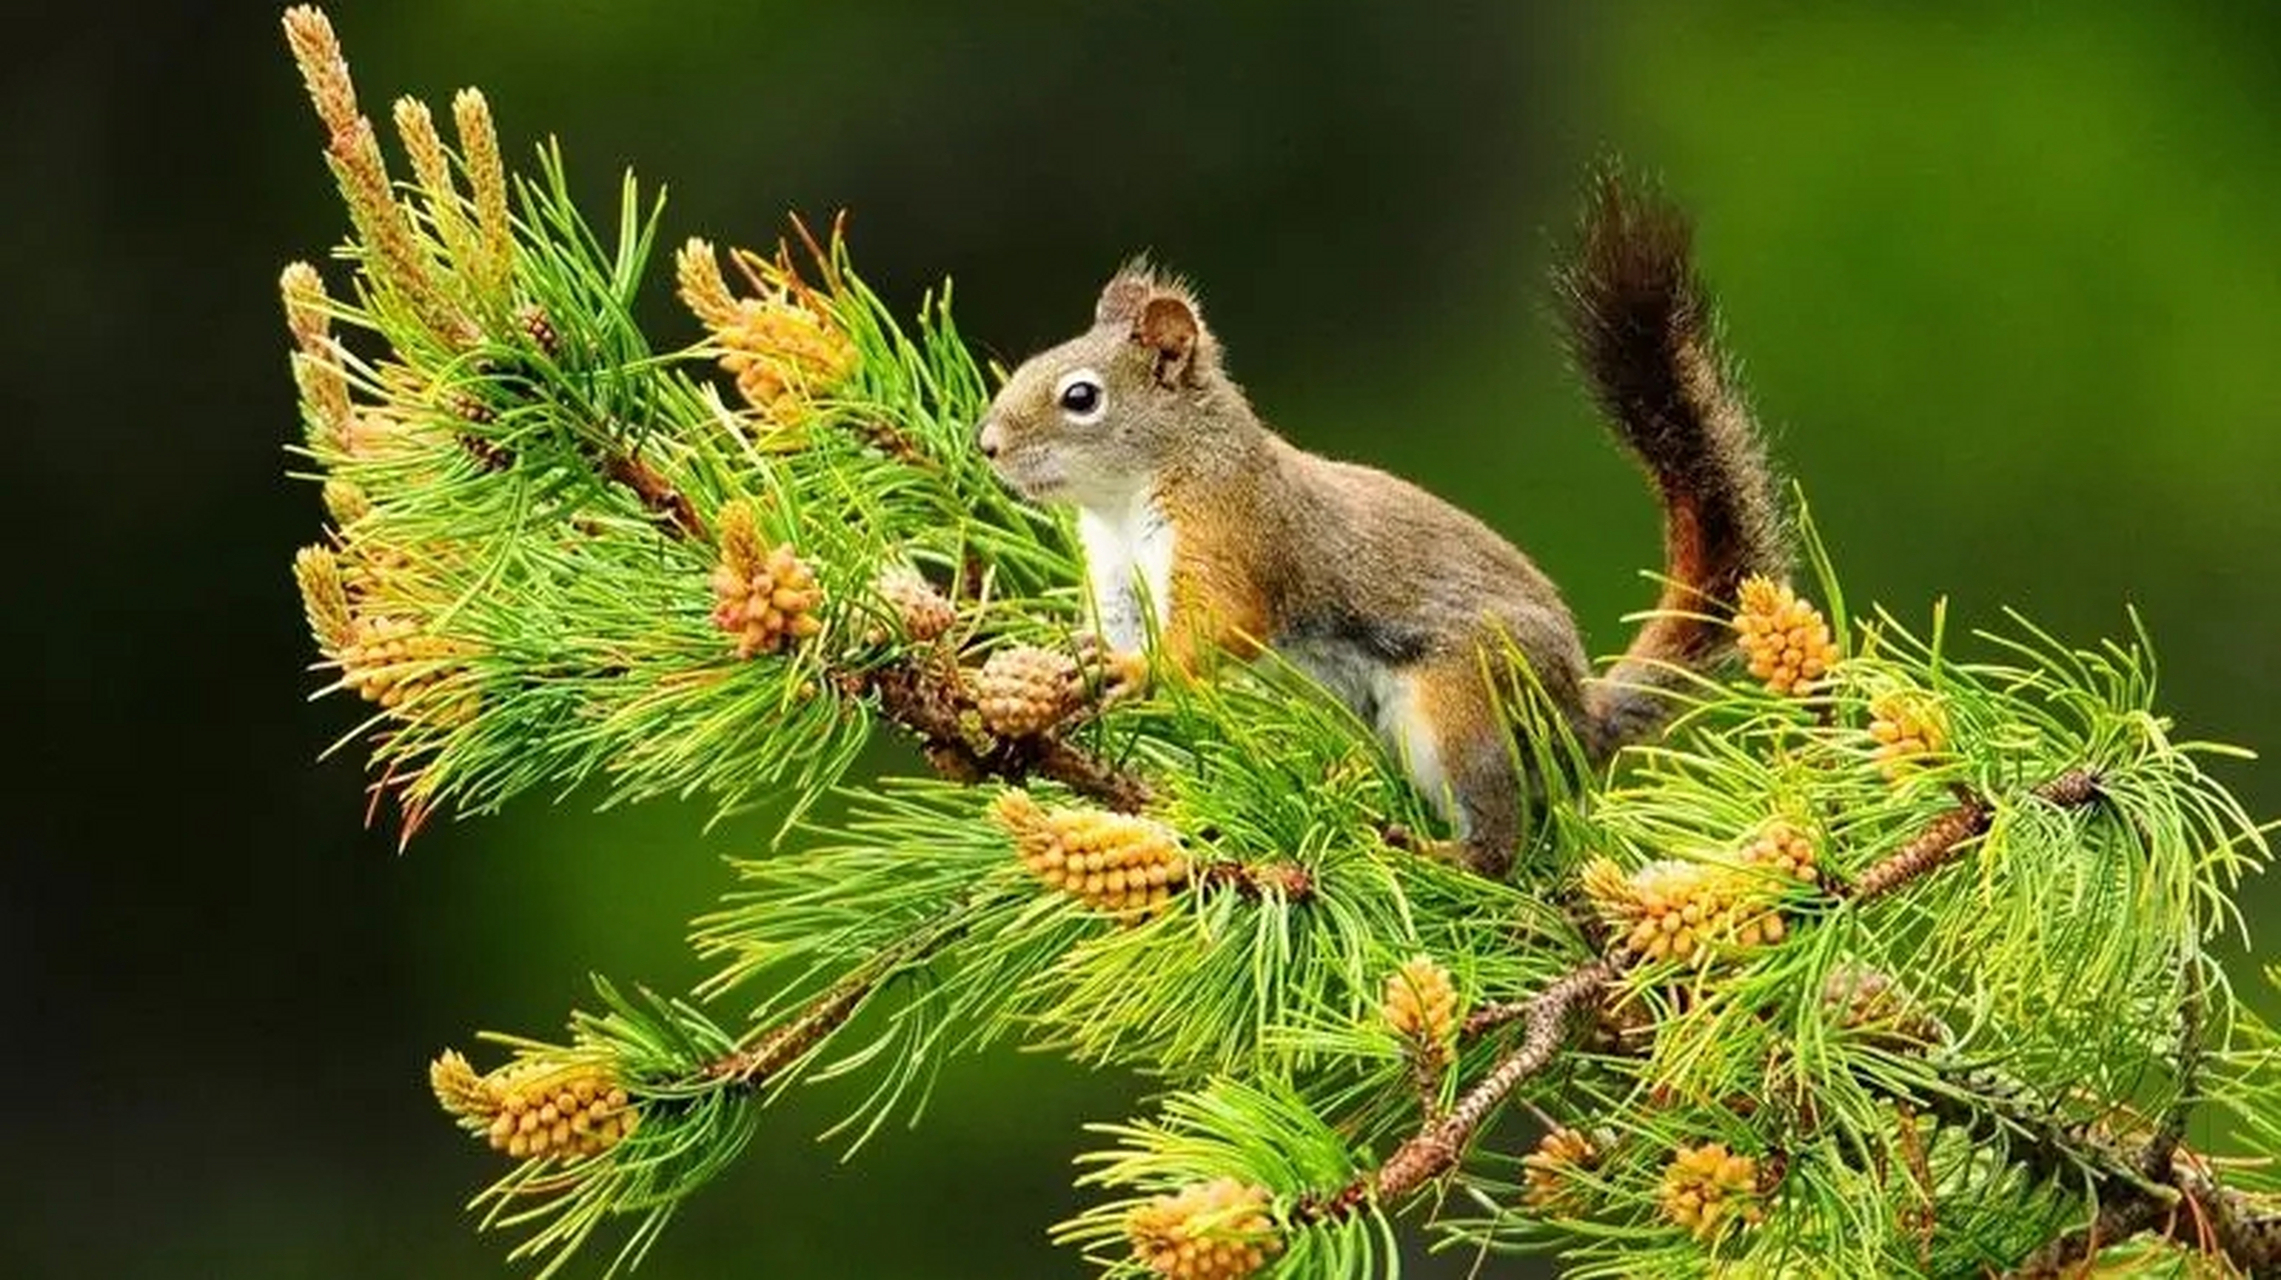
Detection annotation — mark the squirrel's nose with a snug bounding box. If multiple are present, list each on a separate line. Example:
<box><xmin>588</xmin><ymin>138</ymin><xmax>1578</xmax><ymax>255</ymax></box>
<box><xmin>976</xmin><ymin>419</ymin><xmax>1002</xmax><ymax>459</ymax></box>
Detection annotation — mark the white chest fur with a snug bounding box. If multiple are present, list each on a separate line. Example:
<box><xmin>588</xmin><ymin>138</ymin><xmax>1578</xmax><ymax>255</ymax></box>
<box><xmin>1076</xmin><ymin>495</ymin><xmax>1174</xmax><ymax>651</ymax></box>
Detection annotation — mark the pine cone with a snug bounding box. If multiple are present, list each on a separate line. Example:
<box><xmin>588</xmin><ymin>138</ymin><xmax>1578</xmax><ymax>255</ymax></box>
<box><xmin>710</xmin><ymin>538</ymin><xmax>825</xmax><ymax>658</ymax></box>
<box><xmin>1743</xmin><ymin>822</ymin><xmax>1819</xmax><ymax>885</ymax></box>
<box><xmin>1126</xmin><ymin>1178</ymin><xmax>1282</xmax><ymax>1280</ymax></box>
<box><xmin>429</xmin><ymin>1052</ymin><xmax>639</xmax><ymax>1163</ymax></box>
<box><xmin>1868</xmin><ymin>691</ymin><xmax>1947</xmax><ymax>780</ymax></box>
<box><xmin>992</xmin><ymin>789</ymin><xmax>1188</xmax><ymax>916</ymax></box>
<box><xmin>1382</xmin><ymin>956</ymin><xmax>1460</xmax><ymax>1047</ymax></box>
<box><xmin>1734</xmin><ymin>576</ymin><xmax>1840</xmax><ymax>696</ymax></box>
<box><xmin>1582</xmin><ymin>856</ymin><xmax>1785</xmax><ymax>966</ymax></box>
<box><xmin>1822</xmin><ymin>965</ymin><xmax>1946</xmax><ymax>1047</ymax></box>
<box><xmin>974</xmin><ymin>645</ymin><xmax>1080</xmax><ymax>738</ymax></box>
<box><xmin>517</xmin><ymin>302</ymin><xmax>559</xmax><ymax>357</ymax></box>
<box><xmin>872</xmin><ymin>566</ymin><xmax>956</xmax><ymax>643</ymax></box>
<box><xmin>1521</xmin><ymin>1127</ymin><xmax>1602</xmax><ymax>1215</ymax></box>
<box><xmin>1658</xmin><ymin>1142</ymin><xmax>1766</xmax><ymax>1241</ymax></box>
<box><xmin>336</xmin><ymin>614</ymin><xmax>478</xmax><ymax>723</ymax></box>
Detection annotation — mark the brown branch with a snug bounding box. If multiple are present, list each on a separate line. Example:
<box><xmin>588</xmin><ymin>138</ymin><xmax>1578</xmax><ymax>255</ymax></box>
<box><xmin>1889</xmin><ymin>1064</ymin><xmax>2281</xmax><ymax>1278</ymax></box>
<box><xmin>1310</xmin><ymin>768</ymin><xmax>2158</xmax><ymax>1251</ymax></box>
<box><xmin>2001</xmin><ymin>951</ymin><xmax>2264</xmax><ymax>1278</ymax></box>
<box><xmin>1313</xmin><ymin>770</ymin><xmax>2109</xmax><ymax>1227</ymax></box>
<box><xmin>601</xmin><ymin>447</ymin><xmax>707</xmax><ymax>542</ymax></box>
<box><xmin>852</xmin><ymin>657</ymin><xmax>1152</xmax><ymax>813</ymax></box>
<box><xmin>1302</xmin><ymin>959</ymin><xmax>1614</xmax><ymax>1220</ymax></box>
<box><xmin>1895</xmin><ymin>1102</ymin><xmax>1936</xmax><ymax>1273</ymax></box>
<box><xmin>702</xmin><ymin>970</ymin><xmax>879</xmax><ymax>1085</ymax></box>
<box><xmin>2147</xmin><ymin>955</ymin><xmax>2207</xmax><ymax>1181</ymax></box>
<box><xmin>1460</xmin><ymin>998</ymin><xmax>1531</xmax><ymax>1041</ymax></box>
<box><xmin>1195</xmin><ymin>860</ymin><xmax>1315</xmax><ymax>901</ymax></box>
<box><xmin>701</xmin><ymin>919</ymin><xmax>968</xmax><ymax>1086</ymax></box>
<box><xmin>855</xmin><ymin>418</ymin><xmax>936</xmax><ymax>471</ymax></box>
<box><xmin>1843</xmin><ymin>769</ymin><xmax>2101</xmax><ymax>903</ymax></box>
<box><xmin>2004</xmin><ymin>1158</ymin><xmax>2281</xmax><ymax>1278</ymax></box>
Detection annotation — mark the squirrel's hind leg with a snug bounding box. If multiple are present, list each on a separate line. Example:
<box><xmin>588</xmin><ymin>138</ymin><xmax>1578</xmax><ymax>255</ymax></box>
<box><xmin>1378</xmin><ymin>656</ymin><xmax>1522</xmax><ymax>881</ymax></box>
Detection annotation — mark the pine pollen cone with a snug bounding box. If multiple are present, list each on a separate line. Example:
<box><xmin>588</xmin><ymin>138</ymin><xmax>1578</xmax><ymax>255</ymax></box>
<box><xmin>1658</xmin><ymin>1142</ymin><xmax>1767</xmax><ymax>1242</ymax></box>
<box><xmin>1867</xmin><ymin>691</ymin><xmax>1947</xmax><ymax>780</ymax></box>
<box><xmin>974</xmin><ymin>645</ymin><xmax>1081</xmax><ymax>738</ymax></box>
<box><xmin>992</xmin><ymin>789</ymin><xmax>1189</xmax><ymax>916</ymax></box>
<box><xmin>1733</xmin><ymin>576</ymin><xmax>1840</xmax><ymax>696</ymax></box>
<box><xmin>710</xmin><ymin>500</ymin><xmax>824</xmax><ymax>658</ymax></box>
<box><xmin>1382</xmin><ymin>956</ymin><xmax>1460</xmax><ymax>1047</ymax></box>
<box><xmin>1742</xmin><ymin>822</ymin><xmax>1819</xmax><ymax>886</ymax></box>
<box><xmin>675</xmin><ymin>238</ymin><xmax>857</xmax><ymax>425</ymax></box>
<box><xmin>428</xmin><ymin>1049</ymin><xmax>640</xmax><ymax>1163</ymax></box>
<box><xmin>1521</xmin><ymin>1127</ymin><xmax>1602</xmax><ymax>1214</ymax></box>
<box><xmin>335</xmin><ymin>613</ymin><xmax>480</xmax><ymax>724</ymax></box>
<box><xmin>1126</xmin><ymin>1178</ymin><xmax>1283</xmax><ymax>1280</ymax></box>
<box><xmin>1580</xmin><ymin>856</ymin><xmax>1786</xmax><ymax>966</ymax></box>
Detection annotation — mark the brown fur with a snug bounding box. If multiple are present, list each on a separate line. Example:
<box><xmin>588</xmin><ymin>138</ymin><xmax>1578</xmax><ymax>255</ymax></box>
<box><xmin>974</xmin><ymin>171</ymin><xmax>1783</xmax><ymax>877</ymax></box>
<box><xmin>1554</xmin><ymin>168</ymin><xmax>1789</xmax><ymax>749</ymax></box>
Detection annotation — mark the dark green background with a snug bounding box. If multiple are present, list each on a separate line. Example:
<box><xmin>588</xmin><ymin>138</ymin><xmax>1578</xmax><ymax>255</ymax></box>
<box><xmin>11</xmin><ymin>2</ymin><xmax>2278</xmax><ymax>1276</ymax></box>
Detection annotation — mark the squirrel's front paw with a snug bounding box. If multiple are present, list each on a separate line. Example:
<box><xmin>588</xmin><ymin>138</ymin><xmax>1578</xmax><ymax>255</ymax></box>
<box><xmin>1073</xmin><ymin>632</ymin><xmax>1150</xmax><ymax>705</ymax></box>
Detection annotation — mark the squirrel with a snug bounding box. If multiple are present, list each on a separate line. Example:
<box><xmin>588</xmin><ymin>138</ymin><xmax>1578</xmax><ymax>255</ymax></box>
<box><xmin>974</xmin><ymin>170</ymin><xmax>1787</xmax><ymax>879</ymax></box>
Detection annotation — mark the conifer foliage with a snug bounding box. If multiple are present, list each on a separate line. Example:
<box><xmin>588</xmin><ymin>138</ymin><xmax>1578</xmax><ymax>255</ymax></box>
<box><xmin>276</xmin><ymin>10</ymin><xmax>2281</xmax><ymax>1276</ymax></box>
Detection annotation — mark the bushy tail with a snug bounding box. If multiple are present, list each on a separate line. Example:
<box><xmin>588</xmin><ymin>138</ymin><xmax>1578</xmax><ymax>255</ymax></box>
<box><xmin>1554</xmin><ymin>168</ymin><xmax>1789</xmax><ymax>754</ymax></box>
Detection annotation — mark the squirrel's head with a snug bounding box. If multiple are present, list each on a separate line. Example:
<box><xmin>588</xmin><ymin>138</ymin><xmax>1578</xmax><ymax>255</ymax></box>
<box><xmin>976</xmin><ymin>262</ymin><xmax>1235</xmax><ymax>509</ymax></box>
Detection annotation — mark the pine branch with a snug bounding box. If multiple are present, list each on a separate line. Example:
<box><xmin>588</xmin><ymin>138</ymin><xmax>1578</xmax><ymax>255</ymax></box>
<box><xmin>851</xmin><ymin>657</ymin><xmax>1151</xmax><ymax>812</ymax></box>
<box><xmin>1313</xmin><ymin>768</ymin><xmax>2111</xmax><ymax>1227</ymax></box>
<box><xmin>1843</xmin><ymin>769</ymin><xmax>2099</xmax><ymax>903</ymax></box>
<box><xmin>1976</xmin><ymin>1090</ymin><xmax>2281</xmax><ymax>1277</ymax></box>
<box><xmin>1343</xmin><ymin>959</ymin><xmax>1616</xmax><ymax>1210</ymax></box>
<box><xmin>272</xmin><ymin>12</ymin><xmax>2280</xmax><ymax>1278</ymax></box>
<box><xmin>597</xmin><ymin>445</ymin><xmax>706</xmax><ymax>542</ymax></box>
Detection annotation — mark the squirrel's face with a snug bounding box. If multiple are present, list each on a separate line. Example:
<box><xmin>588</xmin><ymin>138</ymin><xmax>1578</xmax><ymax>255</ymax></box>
<box><xmin>976</xmin><ymin>267</ymin><xmax>1223</xmax><ymax>511</ymax></box>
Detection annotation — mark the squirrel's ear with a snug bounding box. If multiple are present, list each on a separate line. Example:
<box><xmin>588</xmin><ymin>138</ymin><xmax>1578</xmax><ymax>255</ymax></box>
<box><xmin>1132</xmin><ymin>294</ymin><xmax>1199</xmax><ymax>388</ymax></box>
<box><xmin>1095</xmin><ymin>273</ymin><xmax>1152</xmax><ymax>328</ymax></box>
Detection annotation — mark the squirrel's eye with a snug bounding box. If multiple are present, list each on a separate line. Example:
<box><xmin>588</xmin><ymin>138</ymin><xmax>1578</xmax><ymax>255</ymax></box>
<box><xmin>1058</xmin><ymin>379</ymin><xmax>1102</xmax><ymax>417</ymax></box>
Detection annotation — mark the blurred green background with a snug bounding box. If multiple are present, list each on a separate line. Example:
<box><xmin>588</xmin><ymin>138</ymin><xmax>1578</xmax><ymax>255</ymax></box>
<box><xmin>9</xmin><ymin>2</ymin><xmax>2278</xmax><ymax>1276</ymax></box>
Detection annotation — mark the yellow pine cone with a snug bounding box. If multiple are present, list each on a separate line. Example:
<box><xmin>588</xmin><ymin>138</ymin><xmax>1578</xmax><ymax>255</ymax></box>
<box><xmin>1127</xmin><ymin>1178</ymin><xmax>1283</xmax><ymax>1280</ymax></box>
<box><xmin>335</xmin><ymin>613</ymin><xmax>479</xmax><ymax>724</ymax></box>
<box><xmin>428</xmin><ymin>1050</ymin><xmax>640</xmax><ymax>1163</ymax></box>
<box><xmin>1733</xmin><ymin>576</ymin><xmax>1840</xmax><ymax>696</ymax></box>
<box><xmin>675</xmin><ymin>237</ymin><xmax>857</xmax><ymax>426</ymax></box>
<box><xmin>1381</xmin><ymin>956</ymin><xmax>1460</xmax><ymax>1047</ymax></box>
<box><xmin>1659</xmin><ymin>1142</ymin><xmax>1766</xmax><ymax>1242</ymax></box>
<box><xmin>320</xmin><ymin>478</ymin><xmax>371</xmax><ymax>527</ymax></box>
<box><xmin>1742</xmin><ymin>823</ymin><xmax>1819</xmax><ymax>886</ymax></box>
<box><xmin>710</xmin><ymin>501</ymin><xmax>825</xmax><ymax>658</ymax></box>
<box><xmin>1581</xmin><ymin>856</ymin><xmax>1786</xmax><ymax>966</ymax></box>
<box><xmin>871</xmin><ymin>565</ymin><xmax>956</xmax><ymax>643</ymax></box>
<box><xmin>974</xmin><ymin>645</ymin><xmax>1080</xmax><ymax>738</ymax></box>
<box><xmin>992</xmin><ymin>789</ymin><xmax>1189</xmax><ymax>916</ymax></box>
<box><xmin>1867</xmin><ymin>691</ymin><xmax>1947</xmax><ymax>780</ymax></box>
<box><xmin>428</xmin><ymin>1048</ymin><xmax>489</xmax><ymax>1118</ymax></box>
<box><xmin>295</xmin><ymin>545</ymin><xmax>356</xmax><ymax>652</ymax></box>
<box><xmin>1521</xmin><ymin>1127</ymin><xmax>1602</xmax><ymax>1215</ymax></box>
